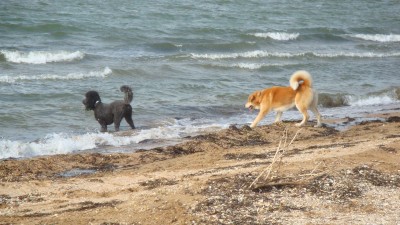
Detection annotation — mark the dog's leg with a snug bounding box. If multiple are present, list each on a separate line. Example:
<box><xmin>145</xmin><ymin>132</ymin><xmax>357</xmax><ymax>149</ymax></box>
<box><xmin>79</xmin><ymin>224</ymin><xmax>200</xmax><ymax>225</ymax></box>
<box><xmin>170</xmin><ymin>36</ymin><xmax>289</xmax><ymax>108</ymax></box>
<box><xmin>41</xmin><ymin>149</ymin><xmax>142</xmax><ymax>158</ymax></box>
<box><xmin>114</xmin><ymin>114</ymin><xmax>124</xmax><ymax>132</ymax></box>
<box><xmin>100</xmin><ymin>123</ymin><xmax>107</xmax><ymax>132</ymax></box>
<box><xmin>123</xmin><ymin>105</ymin><xmax>135</xmax><ymax>129</ymax></box>
<box><xmin>274</xmin><ymin>111</ymin><xmax>283</xmax><ymax>123</ymax></box>
<box><xmin>250</xmin><ymin>107</ymin><xmax>270</xmax><ymax>128</ymax></box>
<box><xmin>96</xmin><ymin>118</ymin><xmax>108</xmax><ymax>132</ymax></box>
<box><xmin>295</xmin><ymin>106</ymin><xmax>309</xmax><ymax>127</ymax></box>
<box><xmin>125</xmin><ymin>115</ymin><xmax>135</xmax><ymax>129</ymax></box>
<box><xmin>310</xmin><ymin>92</ymin><xmax>322</xmax><ymax>127</ymax></box>
<box><xmin>310</xmin><ymin>104</ymin><xmax>322</xmax><ymax>127</ymax></box>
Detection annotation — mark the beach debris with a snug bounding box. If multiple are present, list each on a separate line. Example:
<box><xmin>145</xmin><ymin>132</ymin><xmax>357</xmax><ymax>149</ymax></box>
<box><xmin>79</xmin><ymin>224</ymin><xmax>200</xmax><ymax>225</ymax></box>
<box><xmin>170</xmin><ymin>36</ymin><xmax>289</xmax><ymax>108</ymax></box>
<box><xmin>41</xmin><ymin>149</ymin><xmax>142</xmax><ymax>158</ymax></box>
<box><xmin>249</xmin><ymin>128</ymin><xmax>302</xmax><ymax>189</ymax></box>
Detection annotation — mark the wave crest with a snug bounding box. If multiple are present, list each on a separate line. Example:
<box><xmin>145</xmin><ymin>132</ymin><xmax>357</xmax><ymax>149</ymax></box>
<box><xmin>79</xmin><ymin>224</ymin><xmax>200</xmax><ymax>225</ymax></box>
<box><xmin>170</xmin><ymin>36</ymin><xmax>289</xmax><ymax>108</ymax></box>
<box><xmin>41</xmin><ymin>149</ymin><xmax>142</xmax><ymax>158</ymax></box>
<box><xmin>0</xmin><ymin>50</ymin><xmax>85</xmax><ymax>64</ymax></box>
<box><xmin>349</xmin><ymin>34</ymin><xmax>400</xmax><ymax>42</ymax></box>
<box><xmin>251</xmin><ymin>32</ymin><xmax>299</xmax><ymax>41</ymax></box>
<box><xmin>318</xmin><ymin>93</ymin><xmax>350</xmax><ymax>108</ymax></box>
<box><xmin>190</xmin><ymin>50</ymin><xmax>400</xmax><ymax>60</ymax></box>
<box><xmin>0</xmin><ymin>67</ymin><xmax>112</xmax><ymax>83</ymax></box>
<box><xmin>348</xmin><ymin>95</ymin><xmax>398</xmax><ymax>106</ymax></box>
<box><xmin>0</xmin><ymin>118</ymin><xmax>227</xmax><ymax>159</ymax></box>
<box><xmin>319</xmin><ymin>89</ymin><xmax>400</xmax><ymax>108</ymax></box>
<box><xmin>190</xmin><ymin>50</ymin><xmax>298</xmax><ymax>59</ymax></box>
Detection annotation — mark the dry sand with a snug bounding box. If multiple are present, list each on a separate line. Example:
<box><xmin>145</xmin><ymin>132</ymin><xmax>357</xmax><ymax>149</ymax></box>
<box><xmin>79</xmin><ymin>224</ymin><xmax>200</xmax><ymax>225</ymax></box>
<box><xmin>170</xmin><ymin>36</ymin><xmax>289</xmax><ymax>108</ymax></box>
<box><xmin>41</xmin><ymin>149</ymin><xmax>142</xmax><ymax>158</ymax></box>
<box><xmin>0</xmin><ymin>113</ymin><xmax>399</xmax><ymax>225</ymax></box>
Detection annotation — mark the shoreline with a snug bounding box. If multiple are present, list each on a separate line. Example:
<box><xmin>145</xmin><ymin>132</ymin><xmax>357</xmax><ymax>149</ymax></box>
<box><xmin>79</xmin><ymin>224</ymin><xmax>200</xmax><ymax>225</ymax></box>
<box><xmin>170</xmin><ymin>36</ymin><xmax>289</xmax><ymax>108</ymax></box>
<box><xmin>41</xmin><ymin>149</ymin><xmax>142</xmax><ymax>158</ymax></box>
<box><xmin>1</xmin><ymin>102</ymin><xmax>399</xmax><ymax>159</ymax></box>
<box><xmin>0</xmin><ymin>112</ymin><xmax>399</xmax><ymax>224</ymax></box>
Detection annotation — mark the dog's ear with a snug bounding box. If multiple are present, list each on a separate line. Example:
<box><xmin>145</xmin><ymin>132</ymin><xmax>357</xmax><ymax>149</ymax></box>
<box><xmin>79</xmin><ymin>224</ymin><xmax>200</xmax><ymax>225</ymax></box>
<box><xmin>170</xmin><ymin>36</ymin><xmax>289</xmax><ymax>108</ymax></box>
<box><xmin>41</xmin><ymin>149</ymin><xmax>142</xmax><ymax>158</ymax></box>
<box><xmin>249</xmin><ymin>93</ymin><xmax>256</xmax><ymax>102</ymax></box>
<box><xmin>251</xmin><ymin>95</ymin><xmax>255</xmax><ymax>101</ymax></box>
<box><xmin>249</xmin><ymin>91</ymin><xmax>262</xmax><ymax>104</ymax></box>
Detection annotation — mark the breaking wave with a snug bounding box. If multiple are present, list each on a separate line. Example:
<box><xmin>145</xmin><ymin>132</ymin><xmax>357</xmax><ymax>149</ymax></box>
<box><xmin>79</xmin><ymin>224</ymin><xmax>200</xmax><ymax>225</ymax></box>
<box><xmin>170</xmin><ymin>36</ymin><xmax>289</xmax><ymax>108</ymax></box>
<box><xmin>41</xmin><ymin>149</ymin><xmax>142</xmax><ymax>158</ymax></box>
<box><xmin>207</xmin><ymin>62</ymin><xmax>298</xmax><ymax>70</ymax></box>
<box><xmin>0</xmin><ymin>118</ymin><xmax>228</xmax><ymax>159</ymax></box>
<box><xmin>250</xmin><ymin>32</ymin><xmax>299</xmax><ymax>41</ymax></box>
<box><xmin>348</xmin><ymin>95</ymin><xmax>398</xmax><ymax>107</ymax></box>
<box><xmin>313</xmin><ymin>52</ymin><xmax>400</xmax><ymax>58</ymax></box>
<box><xmin>319</xmin><ymin>89</ymin><xmax>400</xmax><ymax>108</ymax></box>
<box><xmin>190</xmin><ymin>50</ymin><xmax>400</xmax><ymax>60</ymax></box>
<box><xmin>0</xmin><ymin>131</ymin><xmax>171</xmax><ymax>159</ymax></box>
<box><xmin>348</xmin><ymin>34</ymin><xmax>400</xmax><ymax>42</ymax></box>
<box><xmin>0</xmin><ymin>50</ymin><xmax>85</xmax><ymax>64</ymax></box>
<box><xmin>191</xmin><ymin>51</ymin><xmax>299</xmax><ymax>59</ymax></box>
<box><xmin>318</xmin><ymin>93</ymin><xmax>350</xmax><ymax>108</ymax></box>
<box><xmin>0</xmin><ymin>67</ymin><xmax>112</xmax><ymax>83</ymax></box>
<box><xmin>232</xmin><ymin>63</ymin><xmax>264</xmax><ymax>70</ymax></box>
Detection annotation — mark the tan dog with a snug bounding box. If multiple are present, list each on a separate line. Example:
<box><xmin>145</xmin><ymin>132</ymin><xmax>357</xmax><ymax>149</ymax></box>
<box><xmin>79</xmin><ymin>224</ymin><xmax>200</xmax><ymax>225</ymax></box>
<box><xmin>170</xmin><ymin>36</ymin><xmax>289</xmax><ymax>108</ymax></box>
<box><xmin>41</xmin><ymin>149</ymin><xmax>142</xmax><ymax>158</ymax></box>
<box><xmin>245</xmin><ymin>70</ymin><xmax>322</xmax><ymax>128</ymax></box>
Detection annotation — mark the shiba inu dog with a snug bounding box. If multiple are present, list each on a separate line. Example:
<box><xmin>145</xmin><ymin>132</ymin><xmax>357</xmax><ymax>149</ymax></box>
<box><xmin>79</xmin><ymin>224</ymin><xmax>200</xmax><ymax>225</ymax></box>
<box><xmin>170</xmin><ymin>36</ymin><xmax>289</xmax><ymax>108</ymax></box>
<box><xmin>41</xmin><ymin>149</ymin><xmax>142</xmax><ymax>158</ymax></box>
<box><xmin>245</xmin><ymin>70</ymin><xmax>322</xmax><ymax>128</ymax></box>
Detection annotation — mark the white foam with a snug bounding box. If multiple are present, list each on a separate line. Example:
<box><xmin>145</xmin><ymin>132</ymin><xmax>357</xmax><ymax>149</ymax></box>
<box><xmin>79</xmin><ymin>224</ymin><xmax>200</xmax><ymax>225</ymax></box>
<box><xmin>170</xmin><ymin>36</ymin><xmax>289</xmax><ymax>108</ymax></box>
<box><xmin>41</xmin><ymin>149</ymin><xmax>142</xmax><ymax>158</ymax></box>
<box><xmin>0</xmin><ymin>50</ymin><xmax>85</xmax><ymax>64</ymax></box>
<box><xmin>233</xmin><ymin>63</ymin><xmax>264</xmax><ymax>70</ymax></box>
<box><xmin>0</xmin><ymin>132</ymin><xmax>145</xmax><ymax>159</ymax></box>
<box><xmin>314</xmin><ymin>52</ymin><xmax>400</xmax><ymax>58</ymax></box>
<box><xmin>0</xmin><ymin>133</ymin><xmax>97</xmax><ymax>159</ymax></box>
<box><xmin>251</xmin><ymin>32</ymin><xmax>299</xmax><ymax>41</ymax></box>
<box><xmin>349</xmin><ymin>34</ymin><xmax>400</xmax><ymax>43</ymax></box>
<box><xmin>348</xmin><ymin>95</ymin><xmax>398</xmax><ymax>107</ymax></box>
<box><xmin>191</xmin><ymin>50</ymin><xmax>301</xmax><ymax>59</ymax></box>
<box><xmin>0</xmin><ymin>67</ymin><xmax>112</xmax><ymax>83</ymax></box>
<box><xmin>191</xmin><ymin>50</ymin><xmax>400</xmax><ymax>60</ymax></box>
<box><xmin>0</xmin><ymin>118</ymin><xmax>228</xmax><ymax>159</ymax></box>
<box><xmin>230</xmin><ymin>62</ymin><xmax>292</xmax><ymax>70</ymax></box>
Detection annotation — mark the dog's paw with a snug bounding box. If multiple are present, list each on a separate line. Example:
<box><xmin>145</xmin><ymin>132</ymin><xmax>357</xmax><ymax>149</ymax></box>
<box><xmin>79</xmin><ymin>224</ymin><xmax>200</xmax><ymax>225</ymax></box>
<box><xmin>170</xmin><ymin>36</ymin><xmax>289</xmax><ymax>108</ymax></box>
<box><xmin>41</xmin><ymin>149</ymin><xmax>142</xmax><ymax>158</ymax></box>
<box><xmin>295</xmin><ymin>123</ymin><xmax>303</xmax><ymax>127</ymax></box>
<box><xmin>241</xmin><ymin>125</ymin><xmax>252</xmax><ymax>131</ymax></box>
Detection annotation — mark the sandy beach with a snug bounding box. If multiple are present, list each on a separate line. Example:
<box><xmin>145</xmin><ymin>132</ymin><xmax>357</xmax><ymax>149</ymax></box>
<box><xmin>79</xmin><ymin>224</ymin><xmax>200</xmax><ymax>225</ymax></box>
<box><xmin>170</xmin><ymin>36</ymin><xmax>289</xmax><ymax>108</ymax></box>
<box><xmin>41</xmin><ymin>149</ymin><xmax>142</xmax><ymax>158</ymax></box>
<box><xmin>0</xmin><ymin>112</ymin><xmax>399</xmax><ymax>225</ymax></box>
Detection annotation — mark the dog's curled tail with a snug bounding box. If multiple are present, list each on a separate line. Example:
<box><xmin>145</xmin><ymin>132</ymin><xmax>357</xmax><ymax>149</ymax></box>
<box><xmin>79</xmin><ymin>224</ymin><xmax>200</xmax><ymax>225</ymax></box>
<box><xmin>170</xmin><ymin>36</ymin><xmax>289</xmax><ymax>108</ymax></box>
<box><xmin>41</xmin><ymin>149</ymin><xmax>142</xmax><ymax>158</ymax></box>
<box><xmin>289</xmin><ymin>70</ymin><xmax>313</xmax><ymax>91</ymax></box>
<box><xmin>120</xmin><ymin>85</ymin><xmax>133</xmax><ymax>104</ymax></box>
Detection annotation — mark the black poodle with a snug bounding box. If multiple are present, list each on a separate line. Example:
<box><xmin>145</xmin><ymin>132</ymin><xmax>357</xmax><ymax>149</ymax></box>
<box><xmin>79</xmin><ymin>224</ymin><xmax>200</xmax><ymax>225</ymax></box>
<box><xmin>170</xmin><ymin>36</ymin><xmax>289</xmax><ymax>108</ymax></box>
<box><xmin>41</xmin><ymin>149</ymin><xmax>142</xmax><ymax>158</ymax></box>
<box><xmin>82</xmin><ymin>85</ymin><xmax>135</xmax><ymax>132</ymax></box>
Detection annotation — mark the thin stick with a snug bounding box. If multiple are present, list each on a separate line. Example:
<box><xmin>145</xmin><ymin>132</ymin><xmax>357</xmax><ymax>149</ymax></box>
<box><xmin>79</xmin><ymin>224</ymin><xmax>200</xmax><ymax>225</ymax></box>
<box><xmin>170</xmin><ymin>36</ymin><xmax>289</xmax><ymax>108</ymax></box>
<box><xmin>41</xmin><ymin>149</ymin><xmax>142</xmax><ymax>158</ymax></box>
<box><xmin>283</xmin><ymin>128</ymin><xmax>288</xmax><ymax>150</ymax></box>
<box><xmin>249</xmin><ymin>138</ymin><xmax>283</xmax><ymax>188</ymax></box>
<box><xmin>288</xmin><ymin>128</ymin><xmax>302</xmax><ymax>147</ymax></box>
<box><xmin>309</xmin><ymin>161</ymin><xmax>322</xmax><ymax>175</ymax></box>
<box><xmin>250</xmin><ymin>128</ymin><xmax>288</xmax><ymax>188</ymax></box>
<box><xmin>249</xmin><ymin>128</ymin><xmax>302</xmax><ymax>189</ymax></box>
<box><xmin>274</xmin><ymin>128</ymin><xmax>288</xmax><ymax>177</ymax></box>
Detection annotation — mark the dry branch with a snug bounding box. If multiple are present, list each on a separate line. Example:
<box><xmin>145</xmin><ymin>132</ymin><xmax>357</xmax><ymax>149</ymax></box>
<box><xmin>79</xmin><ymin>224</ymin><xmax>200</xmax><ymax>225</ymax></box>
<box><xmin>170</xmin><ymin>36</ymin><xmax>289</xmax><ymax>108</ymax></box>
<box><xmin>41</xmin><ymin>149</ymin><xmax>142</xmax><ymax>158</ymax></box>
<box><xmin>249</xmin><ymin>128</ymin><xmax>302</xmax><ymax>189</ymax></box>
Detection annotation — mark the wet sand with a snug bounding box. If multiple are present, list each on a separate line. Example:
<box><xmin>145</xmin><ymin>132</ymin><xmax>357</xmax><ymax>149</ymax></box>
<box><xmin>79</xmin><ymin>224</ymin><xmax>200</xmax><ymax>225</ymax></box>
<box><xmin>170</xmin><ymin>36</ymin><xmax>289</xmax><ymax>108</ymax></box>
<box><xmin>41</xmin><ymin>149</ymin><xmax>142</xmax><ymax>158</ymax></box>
<box><xmin>0</xmin><ymin>113</ymin><xmax>399</xmax><ymax>224</ymax></box>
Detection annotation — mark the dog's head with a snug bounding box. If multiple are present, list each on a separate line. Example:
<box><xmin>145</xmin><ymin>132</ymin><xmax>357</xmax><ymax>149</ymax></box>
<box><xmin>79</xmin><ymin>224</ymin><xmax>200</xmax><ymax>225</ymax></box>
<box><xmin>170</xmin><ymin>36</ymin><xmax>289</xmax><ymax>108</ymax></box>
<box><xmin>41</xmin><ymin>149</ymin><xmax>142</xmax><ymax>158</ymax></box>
<box><xmin>245</xmin><ymin>91</ymin><xmax>262</xmax><ymax>110</ymax></box>
<box><xmin>82</xmin><ymin>90</ymin><xmax>101</xmax><ymax>110</ymax></box>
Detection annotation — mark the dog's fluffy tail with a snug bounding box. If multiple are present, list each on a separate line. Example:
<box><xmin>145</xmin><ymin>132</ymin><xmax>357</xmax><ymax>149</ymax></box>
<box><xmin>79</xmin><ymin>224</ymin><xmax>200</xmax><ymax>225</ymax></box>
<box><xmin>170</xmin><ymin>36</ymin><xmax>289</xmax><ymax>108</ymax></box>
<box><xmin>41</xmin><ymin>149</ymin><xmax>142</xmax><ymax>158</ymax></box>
<box><xmin>120</xmin><ymin>85</ymin><xmax>133</xmax><ymax>104</ymax></box>
<box><xmin>289</xmin><ymin>70</ymin><xmax>313</xmax><ymax>91</ymax></box>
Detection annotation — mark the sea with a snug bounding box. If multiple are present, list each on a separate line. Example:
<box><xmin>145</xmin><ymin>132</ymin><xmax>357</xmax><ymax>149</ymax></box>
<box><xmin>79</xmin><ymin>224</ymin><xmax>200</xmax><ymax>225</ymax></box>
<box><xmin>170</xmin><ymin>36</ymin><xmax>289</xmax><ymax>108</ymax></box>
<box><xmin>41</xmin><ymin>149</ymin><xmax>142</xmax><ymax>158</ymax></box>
<box><xmin>1</xmin><ymin>0</ymin><xmax>399</xmax><ymax>159</ymax></box>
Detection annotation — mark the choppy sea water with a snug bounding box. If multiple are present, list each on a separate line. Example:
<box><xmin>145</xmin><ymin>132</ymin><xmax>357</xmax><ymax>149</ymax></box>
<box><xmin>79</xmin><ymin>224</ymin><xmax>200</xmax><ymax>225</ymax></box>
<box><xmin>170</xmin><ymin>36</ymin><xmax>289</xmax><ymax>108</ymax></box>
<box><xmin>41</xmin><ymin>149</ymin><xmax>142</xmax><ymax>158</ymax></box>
<box><xmin>0</xmin><ymin>0</ymin><xmax>399</xmax><ymax>159</ymax></box>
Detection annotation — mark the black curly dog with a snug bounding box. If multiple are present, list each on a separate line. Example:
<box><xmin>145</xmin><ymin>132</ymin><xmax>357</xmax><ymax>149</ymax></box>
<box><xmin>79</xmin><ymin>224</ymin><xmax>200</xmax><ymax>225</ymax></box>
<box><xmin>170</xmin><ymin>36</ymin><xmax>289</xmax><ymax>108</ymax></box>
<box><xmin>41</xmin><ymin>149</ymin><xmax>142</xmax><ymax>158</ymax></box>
<box><xmin>82</xmin><ymin>85</ymin><xmax>135</xmax><ymax>132</ymax></box>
